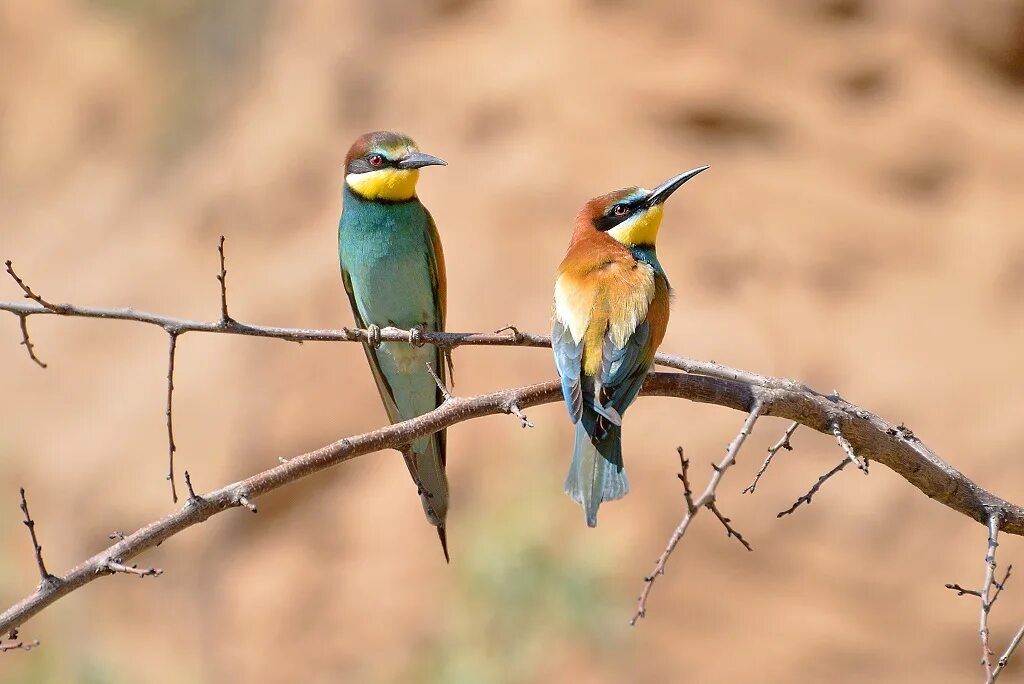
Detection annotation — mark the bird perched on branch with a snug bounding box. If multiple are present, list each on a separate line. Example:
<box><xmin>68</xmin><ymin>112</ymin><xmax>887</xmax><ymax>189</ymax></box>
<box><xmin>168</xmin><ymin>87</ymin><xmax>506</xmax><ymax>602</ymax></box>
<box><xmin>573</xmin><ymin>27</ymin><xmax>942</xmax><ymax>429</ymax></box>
<box><xmin>553</xmin><ymin>166</ymin><xmax>708</xmax><ymax>526</ymax></box>
<box><xmin>338</xmin><ymin>131</ymin><xmax>451</xmax><ymax>560</ymax></box>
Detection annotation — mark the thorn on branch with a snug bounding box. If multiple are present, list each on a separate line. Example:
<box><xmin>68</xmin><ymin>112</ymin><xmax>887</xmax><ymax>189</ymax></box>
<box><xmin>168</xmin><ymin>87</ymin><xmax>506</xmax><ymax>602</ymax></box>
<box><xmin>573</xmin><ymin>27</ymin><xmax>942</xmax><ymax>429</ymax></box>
<box><xmin>493</xmin><ymin>324</ymin><xmax>523</xmax><ymax>343</ymax></box>
<box><xmin>444</xmin><ymin>348</ymin><xmax>456</xmax><ymax>389</ymax></box>
<box><xmin>183</xmin><ymin>470</ymin><xmax>200</xmax><ymax>505</ymax></box>
<box><xmin>743</xmin><ymin>421</ymin><xmax>798</xmax><ymax>494</ymax></box>
<box><xmin>425</xmin><ymin>362</ymin><xmax>452</xmax><ymax>403</ymax></box>
<box><xmin>165</xmin><ymin>332</ymin><xmax>179</xmax><ymax>504</ymax></box>
<box><xmin>508</xmin><ymin>403</ymin><xmax>534</xmax><ymax>429</ymax></box>
<box><xmin>104</xmin><ymin>561</ymin><xmax>163</xmax><ymax>578</ymax></box>
<box><xmin>216</xmin><ymin>235</ymin><xmax>233</xmax><ymax>325</ymax></box>
<box><xmin>15</xmin><ymin>314</ymin><xmax>46</xmax><ymax>368</ymax></box>
<box><xmin>832</xmin><ymin>422</ymin><xmax>868</xmax><ymax>474</ymax></box>
<box><xmin>18</xmin><ymin>488</ymin><xmax>59</xmax><ymax>589</ymax></box>
<box><xmin>4</xmin><ymin>261</ymin><xmax>61</xmax><ymax>312</ymax></box>
<box><xmin>237</xmin><ymin>494</ymin><xmax>258</xmax><ymax>514</ymax></box>
<box><xmin>777</xmin><ymin>459</ymin><xmax>848</xmax><ymax>518</ymax></box>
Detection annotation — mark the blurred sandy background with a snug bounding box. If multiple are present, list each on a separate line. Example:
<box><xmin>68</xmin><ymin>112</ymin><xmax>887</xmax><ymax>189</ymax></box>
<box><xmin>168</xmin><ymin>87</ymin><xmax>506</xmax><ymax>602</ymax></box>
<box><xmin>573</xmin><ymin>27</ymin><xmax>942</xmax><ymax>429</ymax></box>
<box><xmin>2</xmin><ymin>0</ymin><xmax>1024</xmax><ymax>681</ymax></box>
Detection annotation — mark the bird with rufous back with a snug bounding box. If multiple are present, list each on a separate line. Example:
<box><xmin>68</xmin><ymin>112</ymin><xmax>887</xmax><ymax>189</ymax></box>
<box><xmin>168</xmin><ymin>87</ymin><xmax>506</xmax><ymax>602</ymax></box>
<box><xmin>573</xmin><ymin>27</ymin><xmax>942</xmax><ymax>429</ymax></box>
<box><xmin>552</xmin><ymin>166</ymin><xmax>709</xmax><ymax>526</ymax></box>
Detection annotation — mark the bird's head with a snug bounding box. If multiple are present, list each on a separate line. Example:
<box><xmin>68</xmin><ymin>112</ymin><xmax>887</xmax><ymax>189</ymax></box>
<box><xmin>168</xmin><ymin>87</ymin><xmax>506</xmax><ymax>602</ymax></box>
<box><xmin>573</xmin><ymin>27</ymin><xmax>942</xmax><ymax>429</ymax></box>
<box><xmin>581</xmin><ymin>166</ymin><xmax>709</xmax><ymax>247</ymax></box>
<box><xmin>344</xmin><ymin>131</ymin><xmax>447</xmax><ymax>202</ymax></box>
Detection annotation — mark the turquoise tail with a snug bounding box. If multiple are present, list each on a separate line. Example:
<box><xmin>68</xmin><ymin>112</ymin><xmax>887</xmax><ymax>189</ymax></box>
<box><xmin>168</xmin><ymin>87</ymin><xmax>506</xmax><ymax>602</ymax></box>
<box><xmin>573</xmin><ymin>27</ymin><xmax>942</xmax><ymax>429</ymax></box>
<box><xmin>564</xmin><ymin>419</ymin><xmax>629</xmax><ymax>527</ymax></box>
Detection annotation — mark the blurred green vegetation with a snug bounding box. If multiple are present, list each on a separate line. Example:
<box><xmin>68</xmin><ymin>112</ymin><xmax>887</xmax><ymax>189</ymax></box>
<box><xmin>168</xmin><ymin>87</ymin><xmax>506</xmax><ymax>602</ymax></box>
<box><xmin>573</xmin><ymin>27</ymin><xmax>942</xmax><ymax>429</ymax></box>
<box><xmin>405</xmin><ymin>452</ymin><xmax>626</xmax><ymax>684</ymax></box>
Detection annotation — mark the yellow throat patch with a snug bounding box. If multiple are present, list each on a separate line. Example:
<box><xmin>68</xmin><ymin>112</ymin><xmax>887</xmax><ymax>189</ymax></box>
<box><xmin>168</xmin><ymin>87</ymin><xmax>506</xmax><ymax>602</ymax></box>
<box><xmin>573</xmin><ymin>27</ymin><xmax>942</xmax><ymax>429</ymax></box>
<box><xmin>346</xmin><ymin>168</ymin><xmax>420</xmax><ymax>201</ymax></box>
<box><xmin>607</xmin><ymin>204</ymin><xmax>664</xmax><ymax>246</ymax></box>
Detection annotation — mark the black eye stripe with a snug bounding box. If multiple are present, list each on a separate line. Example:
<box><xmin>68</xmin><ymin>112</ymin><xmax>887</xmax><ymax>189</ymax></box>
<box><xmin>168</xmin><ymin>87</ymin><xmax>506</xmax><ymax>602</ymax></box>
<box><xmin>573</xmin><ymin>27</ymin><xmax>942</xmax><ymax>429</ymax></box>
<box><xmin>593</xmin><ymin>200</ymin><xmax>642</xmax><ymax>231</ymax></box>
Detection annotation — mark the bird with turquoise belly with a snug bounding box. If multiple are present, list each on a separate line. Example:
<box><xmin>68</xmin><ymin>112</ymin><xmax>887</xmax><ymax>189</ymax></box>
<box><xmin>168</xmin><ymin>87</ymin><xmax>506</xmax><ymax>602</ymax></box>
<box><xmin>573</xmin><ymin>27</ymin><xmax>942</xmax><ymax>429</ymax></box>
<box><xmin>338</xmin><ymin>131</ymin><xmax>452</xmax><ymax>561</ymax></box>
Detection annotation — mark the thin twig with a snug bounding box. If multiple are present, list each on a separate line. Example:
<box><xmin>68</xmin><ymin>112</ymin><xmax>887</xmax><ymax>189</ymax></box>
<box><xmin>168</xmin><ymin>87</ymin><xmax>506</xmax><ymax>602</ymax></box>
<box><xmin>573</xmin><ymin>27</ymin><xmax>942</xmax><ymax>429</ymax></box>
<box><xmin>743</xmin><ymin>421</ymin><xmax>798</xmax><ymax>494</ymax></box>
<box><xmin>4</xmin><ymin>261</ymin><xmax>61</xmax><ymax>311</ymax></box>
<box><xmin>15</xmin><ymin>314</ymin><xmax>46</xmax><ymax>368</ymax></box>
<box><xmin>833</xmin><ymin>422</ymin><xmax>868</xmax><ymax>474</ymax></box>
<box><xmin>183</xmin><ymin>470</ymin><xmax>199</xmax><ymax>503</ymax></box>
<box><xmin>992</xmin><ymin>623</ymin><xmax>1024</xmax><ymax>681</ymax></box>
<box><xmin>981</xmin><ymin>512</ymin><xmax>1002</xmax><ymax>680</ymax></box>
<box><xmin>0</xmin><ymin>629</ymin><xmax>40</xmax><ymax>654</ymax></box>
<box><xmin>777</xmin><ymin>459</ymin><xmax>849</xmax><ymax>517</ymax></box>
<box><xmin>165</xmin><ymin>332</ymin><xmax>179</xmax><ymax>504</ymax></box>
<box><xmin>425</xmin><ymin>361</ymin><xmax>451</xmax><ymax>402</ymax></box>
<box><xmin>677</xmin><ymin>447</ymin><xmax>695</xmax><ymax>512</ymax></box>
<box><xmin>104</xmin><ymin>562</ymin><xmax>163</xmax><ymax>578</ymax></box>
<box><xmin>631</xmin><ymin>400</ymin><xmax>764</xmax><ymax>625</ymax></box>
<box><xmin>216</xmin><ymin>236</ymin><xmax>232</xmax><ymax>324</ymax></box>
<box><xmin>18</xmin><ymin>489</ymin><xmax>57</xmax><ymax>588</ymax></box>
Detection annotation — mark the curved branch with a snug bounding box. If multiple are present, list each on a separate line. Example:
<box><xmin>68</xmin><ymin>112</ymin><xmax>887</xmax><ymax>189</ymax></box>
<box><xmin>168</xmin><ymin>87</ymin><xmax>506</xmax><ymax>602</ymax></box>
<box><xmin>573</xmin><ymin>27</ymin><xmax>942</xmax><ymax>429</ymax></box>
<box><xmin>1</xmin><ymin>363</ymin><xmax>1023</xmax><ymax>635</ymax></box>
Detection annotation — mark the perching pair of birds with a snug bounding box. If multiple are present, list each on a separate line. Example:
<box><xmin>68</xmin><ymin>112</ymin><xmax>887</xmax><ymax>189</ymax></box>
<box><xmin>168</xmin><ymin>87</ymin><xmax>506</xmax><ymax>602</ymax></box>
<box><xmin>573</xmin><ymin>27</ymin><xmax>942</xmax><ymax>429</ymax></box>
<box><xmin>338</xmin><ymin>131</ymin><xmax>706</xmax><ymax>561</ymax></box>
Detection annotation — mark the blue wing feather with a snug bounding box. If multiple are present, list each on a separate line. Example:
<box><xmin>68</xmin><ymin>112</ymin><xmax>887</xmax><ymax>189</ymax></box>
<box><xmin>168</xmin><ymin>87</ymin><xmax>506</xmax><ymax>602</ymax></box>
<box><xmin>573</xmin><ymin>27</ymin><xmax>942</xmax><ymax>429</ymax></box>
<box><xmin>552</xmin><ymin>319</ymin><xmax>584</xmax><ymax>423</ymax></box>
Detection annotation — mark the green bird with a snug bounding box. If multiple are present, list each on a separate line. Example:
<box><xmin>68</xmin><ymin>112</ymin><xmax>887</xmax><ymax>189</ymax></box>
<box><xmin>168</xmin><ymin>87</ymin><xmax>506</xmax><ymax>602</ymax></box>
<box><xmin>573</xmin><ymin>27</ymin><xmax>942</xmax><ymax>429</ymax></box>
<box><xmin>338</xmin><ymin>131</ymin><xmax>451</xmax><ymax>561</ymax></box>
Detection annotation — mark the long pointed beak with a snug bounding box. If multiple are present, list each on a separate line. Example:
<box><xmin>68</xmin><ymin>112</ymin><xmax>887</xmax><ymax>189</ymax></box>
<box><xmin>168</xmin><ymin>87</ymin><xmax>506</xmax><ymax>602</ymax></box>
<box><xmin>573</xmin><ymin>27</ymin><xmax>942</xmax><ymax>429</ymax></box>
<box><xmin>397</xmin><ymin>152</ymin><xmax>448</xmax><ymax>170</ymax></box>
<box><xmin>644</xmin><ymin>165</ymin><xmax>709</xmax><ymax>207</ymax></box>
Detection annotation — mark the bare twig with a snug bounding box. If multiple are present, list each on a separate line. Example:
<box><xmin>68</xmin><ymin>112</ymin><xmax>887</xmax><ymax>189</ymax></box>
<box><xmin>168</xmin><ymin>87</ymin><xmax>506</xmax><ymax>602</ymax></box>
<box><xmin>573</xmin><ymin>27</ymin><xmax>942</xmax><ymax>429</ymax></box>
<box><xmin>216</xmin><ymin>236</ymin><xmax>232</xmax><ymax>324</ymax></box>
<box><xmin>183</xmin><ymin>470</ymin><xmax>199</xmax><ymax>503</ymax></box>
<box><xmin>14</xmin><ymin>314</ymin><xmax>46</xmax><ymax>368</ymax></box>
<box><xmin>777</xmin><ymin>459</ymin><xmax>849</xmax><ymax>517</ymax></box>
<box><xmin>677</xmin><ymin>447</ymin><xmax>695</xmax><ymax>512</ymax></box>
<box><xmin>981</xmin><ymin>512</ymin><xmax>1002</xmax><ymax>679</ymax></box>
<box><xmin>18</xmin><ymin>489</ymin><xmax>57</xmax><ymax>589</ymax></box>
<box><xmin>0</xmin><ymin>629</ymin><xmax>40</xmax><ymax>654</ymax></box>
<box><xmin>833</xmin><ymin>422</ymin><xmax>868</xmax><ymax>474</ymax></box>
<box><xmin>104</xmin><ymin>562</ymin><xmax>162</xmax><ymax>578</ymax></box>
<box><xmin>993</xmin><ymin>623</ymin><xmax>1024</xmax><ymax>681</ymax></box>
<box><xmin>165</xmin><ymin>332</ymin><xmax>179</xmax><ymax>504</ymax></box>
<box><xmin>425</xmin><ymin>361</ymin><xmax>451</xmax><ymax>402</ymax></box>
<box><xmin>743</xmin><ymin>421</ymin><xmax>798</xmax><ymax>494</ymax></box>
<box><xmin>631</xmin><ymin>400</ymin><xmax>764</xmax><ymax>625</ymax></box>
<box><xmin>4</xmin><ymin>261</ymin><xmax>61</xmax><ymax>311</ymax></box>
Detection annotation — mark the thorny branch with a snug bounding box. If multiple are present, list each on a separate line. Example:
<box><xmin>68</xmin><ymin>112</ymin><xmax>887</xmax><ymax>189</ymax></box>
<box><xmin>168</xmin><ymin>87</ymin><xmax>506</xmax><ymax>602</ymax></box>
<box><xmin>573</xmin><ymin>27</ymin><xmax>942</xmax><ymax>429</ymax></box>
<box><xmin>3</xmin><ymin>254</ymin><xmax>1024</xmax><ymax>672</ymax></box>
<box><xmin>630</xmin><ymin>400</ymin><xmax>764</xmax><ymax>625</ymax></box>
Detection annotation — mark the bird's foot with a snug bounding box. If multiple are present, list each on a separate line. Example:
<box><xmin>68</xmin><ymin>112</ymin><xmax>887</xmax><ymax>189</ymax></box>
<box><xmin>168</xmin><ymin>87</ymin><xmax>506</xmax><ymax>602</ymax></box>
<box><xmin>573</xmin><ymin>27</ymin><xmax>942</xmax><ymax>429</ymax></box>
<box><xmin>408</xmin><ymin>324</ymin><xmax>426</xmax><ymax>347</ymax></box>
<box><xmin>366</xmin><ymin>323</ymin><xmax>382</xmax><ymax>348</ymax></box>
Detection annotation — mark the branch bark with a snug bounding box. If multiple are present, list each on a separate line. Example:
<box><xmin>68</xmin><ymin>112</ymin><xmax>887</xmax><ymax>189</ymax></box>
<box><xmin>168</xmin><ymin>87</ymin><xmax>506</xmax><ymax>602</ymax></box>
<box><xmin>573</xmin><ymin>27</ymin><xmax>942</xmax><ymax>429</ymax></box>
<box><xmin>5</xmin><ymin>286</ymin><xmax>1024</xmax><ymax>636</ymax></box>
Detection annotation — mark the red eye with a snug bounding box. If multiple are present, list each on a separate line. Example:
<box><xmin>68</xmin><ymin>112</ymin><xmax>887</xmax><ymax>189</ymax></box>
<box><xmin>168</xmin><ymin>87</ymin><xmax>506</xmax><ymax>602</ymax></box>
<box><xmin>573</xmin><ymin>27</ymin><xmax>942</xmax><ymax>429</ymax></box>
<box><xmin>368</xmin><ymin>154</ymin><xmax>384</xmax><ymax>167</ymax></box>
<box><xmin>613</xmin><ymin>204</ymin><xmax>629</xmax><ymax>216</ymax></box>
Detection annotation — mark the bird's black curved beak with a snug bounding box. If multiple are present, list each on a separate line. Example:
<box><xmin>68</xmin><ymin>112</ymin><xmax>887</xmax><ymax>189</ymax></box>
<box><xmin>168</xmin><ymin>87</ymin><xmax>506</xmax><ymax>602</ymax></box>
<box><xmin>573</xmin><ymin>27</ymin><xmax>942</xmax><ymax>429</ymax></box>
<box><xmin>397</xmin><ymin>152</ymin><xmax>448</xmax><ymax>169</ymax></box>
<box><xmin>644</xmin><ymin>165</ymin><xmax>709</xmax><ymax>207</ymax></box>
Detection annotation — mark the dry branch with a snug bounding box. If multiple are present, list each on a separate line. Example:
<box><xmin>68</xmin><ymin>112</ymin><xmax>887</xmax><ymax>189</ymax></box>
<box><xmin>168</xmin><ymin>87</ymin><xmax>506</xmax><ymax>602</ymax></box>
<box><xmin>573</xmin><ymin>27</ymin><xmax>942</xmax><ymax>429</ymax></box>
<box><xmin>631</xmin><ymin>401</ymin><xmax>763</xmax><ymax>625</ymax></box>
<box><xmin>4</xmin><ymin>263</ymin><xmax>1024</xmax><ymax>646</ymax></box>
